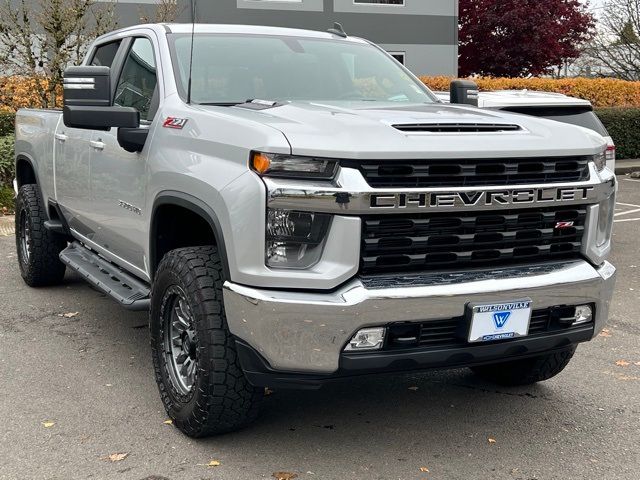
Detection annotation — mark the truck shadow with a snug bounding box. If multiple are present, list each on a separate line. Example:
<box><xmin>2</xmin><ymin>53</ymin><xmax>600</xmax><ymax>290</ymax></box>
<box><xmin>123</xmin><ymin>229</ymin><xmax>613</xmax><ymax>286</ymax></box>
<box><xmin>196</xmin><ymin>367</ymin><xmax>584</xmax><ymax>460</ymax></box>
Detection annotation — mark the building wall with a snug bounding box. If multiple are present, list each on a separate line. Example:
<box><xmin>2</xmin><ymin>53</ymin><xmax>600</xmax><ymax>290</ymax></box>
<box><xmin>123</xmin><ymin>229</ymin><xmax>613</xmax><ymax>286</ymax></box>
<box><xmin>67</xmin><ymin>0</ymin><xmax>458</xmax><ymax>76</ymax></box>
<box><xmin>180</xmin><ymin>0</ymin><xmax>458</xmax><ymax>76</ymax></box>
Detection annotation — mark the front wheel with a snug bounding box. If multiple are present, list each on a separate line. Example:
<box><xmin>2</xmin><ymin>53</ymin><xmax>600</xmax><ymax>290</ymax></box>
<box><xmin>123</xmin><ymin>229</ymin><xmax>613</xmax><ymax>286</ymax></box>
<box><xmin>150</xmin><ymin>246</ymin><xmax>263</xmax><ymax>437</ymax></box>
<box><xmin>470</xmin><ymin>346</ymin><xmax>577</xmax><ymax>386</ymax></box>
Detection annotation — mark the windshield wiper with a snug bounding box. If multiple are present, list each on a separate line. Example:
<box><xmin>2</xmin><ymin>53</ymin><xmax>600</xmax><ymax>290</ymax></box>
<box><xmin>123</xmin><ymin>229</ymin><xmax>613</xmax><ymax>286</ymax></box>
<box><xmin>196</xmin><ymin>102</ymin><xmax>244</xmax><ymax>107</ymax></box>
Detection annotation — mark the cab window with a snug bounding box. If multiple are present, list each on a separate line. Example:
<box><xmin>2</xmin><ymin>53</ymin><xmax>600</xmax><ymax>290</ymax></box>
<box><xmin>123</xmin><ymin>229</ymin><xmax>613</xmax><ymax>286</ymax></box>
<box><xmin>90</xmin><ymin>40</ymin><xmax>122</xmax><ymax>68</ymax></box>
<box><xmin>114</xmin><ymin>37</ymin><xmax>158</xmax><ymax>122</ymax></box>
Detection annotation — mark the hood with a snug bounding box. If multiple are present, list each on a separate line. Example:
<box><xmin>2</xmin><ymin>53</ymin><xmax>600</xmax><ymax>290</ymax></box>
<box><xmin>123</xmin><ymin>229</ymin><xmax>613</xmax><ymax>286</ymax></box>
<box><xmin>200</xmin><ymin>101</ymin><xmax>606</xmax><ymax>160</ymax></box>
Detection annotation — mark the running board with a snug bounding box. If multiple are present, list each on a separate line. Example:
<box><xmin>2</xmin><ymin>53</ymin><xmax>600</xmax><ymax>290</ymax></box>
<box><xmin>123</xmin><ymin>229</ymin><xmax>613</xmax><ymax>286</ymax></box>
<box><xmin>59</xmin><ymin>242</ymin><xmax>150</xmax><ymax>311</ymax></box>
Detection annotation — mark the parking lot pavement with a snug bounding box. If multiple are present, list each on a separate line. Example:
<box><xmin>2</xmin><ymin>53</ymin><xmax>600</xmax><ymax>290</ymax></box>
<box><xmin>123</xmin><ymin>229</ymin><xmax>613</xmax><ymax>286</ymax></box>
<box><xmin>1</xmin><ymin>177</ymin><xmax>639</xmax><ymax>480</ymax></box>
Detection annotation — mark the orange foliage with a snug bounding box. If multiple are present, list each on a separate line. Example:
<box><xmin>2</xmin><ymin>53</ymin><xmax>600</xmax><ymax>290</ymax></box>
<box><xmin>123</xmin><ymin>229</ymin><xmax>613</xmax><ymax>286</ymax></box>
<box><xmin>2</xmin><ymin>75</ymin><xmax>640</xmax><ymax>110</ymax></box>
<box><xmin>0</xmin><ymin>76</ymin><xmax>62</xmax><ymax>112</ymax></box>
<box><xmin>420</xmin><ymin>76</ymin><xmax>640</xmax><ymax>108</ymax></box>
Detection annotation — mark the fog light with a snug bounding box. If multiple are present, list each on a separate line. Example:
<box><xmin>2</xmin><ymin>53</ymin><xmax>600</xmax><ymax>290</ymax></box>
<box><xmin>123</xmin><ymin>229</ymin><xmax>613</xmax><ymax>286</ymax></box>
<box><xmin>574</xmin><ymin>305</ymin><xmax>593</xmax><ymax>325</ymax></box>
<box><xmin>345</xmin><ymin>327</ymin><xmax>386</xmax><ymax>351</ymax></box>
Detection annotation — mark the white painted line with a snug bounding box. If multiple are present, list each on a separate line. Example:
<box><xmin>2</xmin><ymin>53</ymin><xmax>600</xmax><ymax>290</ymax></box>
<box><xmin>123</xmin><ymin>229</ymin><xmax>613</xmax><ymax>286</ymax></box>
<box><xmin>616</xmin><ymin>202</ymin><xmax>640</xmax><ymax>208</ymax></box>
<box><xmin>614</xmin><ymin>208</ymin><xmax>640</xmax><ymax>217</ymax></box>
<box><xmin>614</xmin><ymin>217</ymin><xmax>640</xmax><ymax>223</ymax></box>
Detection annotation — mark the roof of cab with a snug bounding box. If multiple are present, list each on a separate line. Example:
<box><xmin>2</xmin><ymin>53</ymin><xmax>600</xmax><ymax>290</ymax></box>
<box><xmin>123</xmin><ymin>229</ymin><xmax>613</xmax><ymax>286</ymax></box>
<box><xmin>433</xmin><ymin>89</ymin><xmax>592</xmax><ymax>108</ymax></box>
<box><xmin>479</xmin><ymin>90</ymin><xmax>591</xmax><ymax>108</ymax></box>
<box><xmin>97</xmin><ymin>22</ymin><xmax>366</xmax><ymax>43</ymax></box>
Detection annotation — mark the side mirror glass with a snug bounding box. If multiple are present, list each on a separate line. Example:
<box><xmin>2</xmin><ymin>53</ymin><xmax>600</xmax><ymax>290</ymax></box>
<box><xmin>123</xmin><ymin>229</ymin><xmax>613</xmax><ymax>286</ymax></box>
<box><xmin>450</xmin><ymin>80</ymin><xmax>479</xmax><ymax>107</ymax></box>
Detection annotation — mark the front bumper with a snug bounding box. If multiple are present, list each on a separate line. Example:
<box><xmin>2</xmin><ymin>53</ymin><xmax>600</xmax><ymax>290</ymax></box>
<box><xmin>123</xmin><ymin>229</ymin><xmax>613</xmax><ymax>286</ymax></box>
<box><xmin>223</xmin><ymin>260</ymin><xmax>616</xmax><ymax>377</ymax></box>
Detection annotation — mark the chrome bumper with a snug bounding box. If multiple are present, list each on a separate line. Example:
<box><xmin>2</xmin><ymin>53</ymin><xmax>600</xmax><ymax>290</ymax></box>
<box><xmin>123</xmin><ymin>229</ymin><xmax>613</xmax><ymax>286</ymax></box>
<box><xmin>223</xmin><ymin>260</ymin><xmax>616</xmax><ymax>374</ymax></box>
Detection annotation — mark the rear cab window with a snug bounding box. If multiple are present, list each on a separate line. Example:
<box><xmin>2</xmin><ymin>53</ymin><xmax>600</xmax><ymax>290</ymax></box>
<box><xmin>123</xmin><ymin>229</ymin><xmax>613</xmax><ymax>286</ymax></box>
<box><xmin>499</xmin><ymin>106</ymin><xmax>610</xmax><ymax>137</ymax></box>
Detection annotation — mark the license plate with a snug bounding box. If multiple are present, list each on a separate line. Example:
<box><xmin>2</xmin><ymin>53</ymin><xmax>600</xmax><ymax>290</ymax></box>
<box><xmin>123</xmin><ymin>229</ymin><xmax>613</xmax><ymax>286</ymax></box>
<box><xmin>468</xmin><ymin>299</ymin><xmax>532</xmax><ymax>343</ymax></box>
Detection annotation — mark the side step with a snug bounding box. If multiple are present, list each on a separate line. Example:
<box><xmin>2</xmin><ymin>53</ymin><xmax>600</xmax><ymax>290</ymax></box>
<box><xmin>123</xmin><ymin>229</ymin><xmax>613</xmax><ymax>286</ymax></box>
<box><xmin>59</xmin><ymin>242</ymin><xmax>150</xmax><ymax>311</ymax></box>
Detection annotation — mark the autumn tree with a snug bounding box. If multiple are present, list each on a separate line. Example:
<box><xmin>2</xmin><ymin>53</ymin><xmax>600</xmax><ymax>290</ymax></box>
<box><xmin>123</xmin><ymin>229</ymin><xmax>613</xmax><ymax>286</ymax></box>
<box><xmin>458</xmin><ymin>0</ymin><xmax>595</xmax><ymax>77</ymax></box>
<box><xmin>0</xmin><ymin>0</ymin><xmax>117</xmax><ymax>108</ymax></box>
<box><xmin>587</xmin><ymin>0</ymin><xmax>640</xmax><ymax>80</ymax></box>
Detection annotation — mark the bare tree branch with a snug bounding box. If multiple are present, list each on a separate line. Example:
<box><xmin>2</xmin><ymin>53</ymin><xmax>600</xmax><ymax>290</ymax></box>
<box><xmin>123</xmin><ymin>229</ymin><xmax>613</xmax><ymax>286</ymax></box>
<box><xmin>586</xmin><ymin>0</ymin><xmax>640</xmax><ymax>80</ymax></box>
<box><xmin>0</xmin><ymin>0</ymin><xmax>117</xmax><ymax>108</ymax></box>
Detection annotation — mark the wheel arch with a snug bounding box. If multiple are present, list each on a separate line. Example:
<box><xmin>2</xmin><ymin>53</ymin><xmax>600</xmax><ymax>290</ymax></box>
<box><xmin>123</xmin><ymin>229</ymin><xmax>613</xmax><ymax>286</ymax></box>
<box><xmin>150</xmin><ymin>191</ymin><xmax>230</xmax><ymax>281</ymax></box>
<box><xmin>15</xmin><ymin>154</ymin><xmax>38</xmax><ymax>189</ymax></box>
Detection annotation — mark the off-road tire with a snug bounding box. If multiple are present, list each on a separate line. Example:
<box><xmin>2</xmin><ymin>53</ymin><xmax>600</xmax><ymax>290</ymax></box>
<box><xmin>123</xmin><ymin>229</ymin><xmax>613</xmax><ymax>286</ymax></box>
<box><xmin>15</xmin><ymin>184</ymin><xmax>67</xmax><ymax>287</ymax></box>
<box><xmin>150</xmin><ymin>246</ymin><xmax>263</xmax><ymax>437</ymax></box>
<box><xmin>470</xmin><ymin>346</ymin><xmax>577</xmax><ymax>386</ymax></box>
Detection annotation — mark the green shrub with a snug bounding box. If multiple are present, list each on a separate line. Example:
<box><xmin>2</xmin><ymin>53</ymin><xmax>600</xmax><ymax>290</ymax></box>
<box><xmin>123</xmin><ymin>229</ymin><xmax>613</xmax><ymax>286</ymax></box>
<box><xmin>0</xmin><ymin>135</ymin><xmax>15</xmax><ymax>187</ymax></box>
<box><xmin>0</xmin><ymin>112</ymin><xmax>14</xmax><ymax>136</ymax></box>
<box><xmin>0</xmin><ymin>185</ymin><xmax>14</xmax><ymax>213</ymax></box>
<box><xmin>595</xmin><ymin>108</ymin><xmax>640</xmax><ymax>160</ymax></box>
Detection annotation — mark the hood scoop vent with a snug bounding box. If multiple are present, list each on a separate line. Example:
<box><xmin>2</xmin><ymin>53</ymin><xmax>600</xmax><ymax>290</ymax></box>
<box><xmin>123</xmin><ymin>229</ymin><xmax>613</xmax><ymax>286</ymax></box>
<box><xmin>392</xmin><ymin>122</ymin><xmax>522</xmax><ymax>133</ymax></box>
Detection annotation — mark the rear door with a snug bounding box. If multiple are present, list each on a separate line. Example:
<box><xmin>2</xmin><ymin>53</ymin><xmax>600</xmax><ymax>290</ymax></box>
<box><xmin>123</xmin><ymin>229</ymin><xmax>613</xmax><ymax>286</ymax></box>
<box><xmin>87</xmin><ymin>36</ymin><xmax>160</xmax><ymax>276</ymax></box>
<box><xmin>54</xmin><ymin>39</ymin><xmax>123</xmax><ymax>236</ymax></box>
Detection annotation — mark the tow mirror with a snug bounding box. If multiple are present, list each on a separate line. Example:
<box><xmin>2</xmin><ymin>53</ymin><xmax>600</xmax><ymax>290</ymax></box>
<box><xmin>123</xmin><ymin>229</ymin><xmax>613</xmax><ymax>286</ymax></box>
<box><xmin>62</xmin><ymin>66</ymin><xmax>139</xmax><ymax>130</ymax></box>
<box><xmin>450</xmin><ymin>80</ymin><xmax>479</xmax><ymax>107</ymax></box>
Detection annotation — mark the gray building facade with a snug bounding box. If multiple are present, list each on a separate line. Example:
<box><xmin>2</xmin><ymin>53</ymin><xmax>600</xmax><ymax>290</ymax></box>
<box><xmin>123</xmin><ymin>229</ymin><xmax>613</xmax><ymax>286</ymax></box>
<box><xmin>102</xmin><ymin>0</ymin><xmax>458</xmax><ymax>76</ymax></box>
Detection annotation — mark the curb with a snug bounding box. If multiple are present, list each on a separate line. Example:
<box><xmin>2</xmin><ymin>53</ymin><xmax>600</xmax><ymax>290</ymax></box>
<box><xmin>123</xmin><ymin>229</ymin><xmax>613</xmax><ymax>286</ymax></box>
<box><xmin>615</xmin><ymin>159</ymin><xmax>640</xmax><ymax>175</ymax></box>
<box><xmin>0</xmin><ymin>215</ymin><xmax>14</xmax><ymax>237</ymax></box>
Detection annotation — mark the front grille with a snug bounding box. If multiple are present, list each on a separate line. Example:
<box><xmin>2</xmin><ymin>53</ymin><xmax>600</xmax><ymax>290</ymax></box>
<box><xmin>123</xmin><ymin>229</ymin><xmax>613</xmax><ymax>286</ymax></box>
<box><xmin>385</xmin><ymin>305</ymin><xmax>592</xmax><ymax>350</ymax></box>
<box><xmin>392</xmin><ymin>123</ymin><xmax>521</xmax><ymax>133</ymax></box>
<box><xmin>344</xmin><ymin>156</ymin><xmax>590</xmax><ymax>187</ymax></box>
<box><xmin>361</xmin><ymin>206</ymin><xmax>586</xmax><ymax>274</ymax></box>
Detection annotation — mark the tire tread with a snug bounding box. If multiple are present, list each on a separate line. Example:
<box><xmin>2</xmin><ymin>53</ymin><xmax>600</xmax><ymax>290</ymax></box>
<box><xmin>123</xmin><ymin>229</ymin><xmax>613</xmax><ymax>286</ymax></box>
<box><xmin>150</xmin><ymin>246</ymin><xmax>262</xmax><ymax>437</ymax></box>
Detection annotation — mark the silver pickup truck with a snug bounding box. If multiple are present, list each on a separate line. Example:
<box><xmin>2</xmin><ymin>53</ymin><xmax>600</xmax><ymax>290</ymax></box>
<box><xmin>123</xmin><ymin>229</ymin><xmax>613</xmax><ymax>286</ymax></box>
<box><xmin>14</xmin><ymin>23</ymin><xmax>617</xmax><ymax>437</ymax></box>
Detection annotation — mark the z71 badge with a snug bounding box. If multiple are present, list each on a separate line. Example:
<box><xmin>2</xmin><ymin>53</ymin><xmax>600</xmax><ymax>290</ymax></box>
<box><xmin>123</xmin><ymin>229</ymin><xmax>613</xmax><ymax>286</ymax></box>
<box><xmin>163</xmin><ymin>117</ymin><xmax>188</xmax><ymax>129</ymax></box>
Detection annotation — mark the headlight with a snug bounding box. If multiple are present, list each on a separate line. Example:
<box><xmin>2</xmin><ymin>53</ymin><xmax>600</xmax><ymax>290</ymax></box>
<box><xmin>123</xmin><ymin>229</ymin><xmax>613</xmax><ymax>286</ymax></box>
<box><xmin>251</xmin><ymin>152</ymin><xmax>338</xmax><ymax>179</ymax></box>
<box><xmin>266</xmin><ymin>209</ymin><xmax>332</xmax><ymax>269</ymax></box>
<box><xmin>593</xmin><ymin>149</ymin><xmax>606</xmax><ymax>172</ymax></box>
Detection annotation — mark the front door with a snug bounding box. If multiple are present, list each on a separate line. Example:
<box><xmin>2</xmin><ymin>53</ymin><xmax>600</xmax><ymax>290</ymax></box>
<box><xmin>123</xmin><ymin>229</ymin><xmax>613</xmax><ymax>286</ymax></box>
<box><xmin>54</xmin><ymin>39</ymin><xmax>124</xmax><ymax>240</ymax></box>
<box><xmin>88</xmin><ymin>36</ymin><xmax>159</xmax><ymax>277</ymax></box>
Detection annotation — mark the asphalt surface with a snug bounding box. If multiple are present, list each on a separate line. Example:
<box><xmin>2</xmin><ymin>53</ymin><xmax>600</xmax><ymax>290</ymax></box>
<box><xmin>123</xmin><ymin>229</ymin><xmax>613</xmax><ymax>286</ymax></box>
<box><xmin>1</xmin><ymin>177</ymin><xmax>639</xmax><ymax>480</ymax></box>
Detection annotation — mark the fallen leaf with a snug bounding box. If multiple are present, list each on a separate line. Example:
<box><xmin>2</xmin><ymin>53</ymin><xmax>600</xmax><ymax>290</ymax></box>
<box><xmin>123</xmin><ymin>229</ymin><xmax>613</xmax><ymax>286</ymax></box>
<box><xmin>42</xmin><ymin>421</ymin><xmax>55</xmax><ymax>428</ymax></box>
<box><xmin>420</xmin><ymin>466</ymin><xmax>430</xmax><ymax>472</ymax></box>
<box><xmin>106</xmin><ymin>453</ymin><xmax>128</xmax><ymax>462</ymax></box>
<box><xmin>599</xmin><ymin>329</ymin><xmax>612</xmax><ymax>338</ymax></box>
<box><xmin>163</xmin><ymin>419</ymin><xmax>173</xmax><ymax>425</ymax></box>
<box><xmin>207</xmin><ymin>460</ymin><xmax>221</xmax><ymax>467</ymax></box>
<box><xmin>616</xmin><ymin>360</ymin><xmax>631</xmax><ymax>367</ymax></box>
<box><xmin>408</xmin><ymin>386</ymin><xmax>419</xmax><ymax>391</ymax></box>
<box><xmin>58</xmin><ymin>312</ymin><xmax>79</xmax><ymax>318</ymax></box>
<box><xmin>272</xmin><ymin>473</ymin><xmax>297</xmax><ymax>480</ymax></box>
<box><xmin>488</xmin><ymin>438</ymin><xmax>497</xmax><ymax>444</ymax></box>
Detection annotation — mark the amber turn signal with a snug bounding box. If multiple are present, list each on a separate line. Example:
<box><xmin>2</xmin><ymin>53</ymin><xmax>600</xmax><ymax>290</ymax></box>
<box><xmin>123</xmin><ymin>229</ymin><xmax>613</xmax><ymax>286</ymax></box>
<box><xmin>252</xmin><ymin>152</ymin><xmax>271</xmax><ymax>174</ymax></box>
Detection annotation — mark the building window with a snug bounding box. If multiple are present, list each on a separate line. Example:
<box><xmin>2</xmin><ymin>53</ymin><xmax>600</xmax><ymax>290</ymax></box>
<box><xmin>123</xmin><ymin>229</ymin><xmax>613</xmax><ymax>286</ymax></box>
<box><xmin>388</xmin><ymin>52</ymin><xmax>405</xmax><ymax>65</ymax></box>
<box><xmin>353</xmin><ymin>0</ymin><xmax>405</xmax><ymax>5</ymax></box>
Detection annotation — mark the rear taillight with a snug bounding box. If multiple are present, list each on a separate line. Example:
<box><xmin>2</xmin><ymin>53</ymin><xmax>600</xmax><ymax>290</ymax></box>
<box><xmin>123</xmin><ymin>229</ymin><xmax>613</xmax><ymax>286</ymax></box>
<box><xmin>605</xmin><ymin>144</ymin><xmax>616</xmax><ymax>162</ymax></box>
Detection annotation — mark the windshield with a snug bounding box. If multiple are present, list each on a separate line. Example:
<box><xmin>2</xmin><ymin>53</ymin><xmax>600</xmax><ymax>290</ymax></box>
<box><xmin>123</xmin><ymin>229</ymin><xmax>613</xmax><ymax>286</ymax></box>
<box><xmin>168</xmin><ymin>33</ymin><xmax>436</xmax><ymax>105</ymax></box>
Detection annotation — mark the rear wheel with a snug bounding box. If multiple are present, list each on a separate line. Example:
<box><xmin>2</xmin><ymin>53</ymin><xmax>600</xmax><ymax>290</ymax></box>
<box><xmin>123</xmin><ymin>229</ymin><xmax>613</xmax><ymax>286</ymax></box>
<box><xmin>470</xmin><ymin>346</ymin><xmax>577</xmax><ymax>386</ymax></box>
<box><xmin>15</xmin><ymin>184</ymin><xmax>66</xmax><ymax>287</ymax></box>
<box><xmin>150</xmin><ymin>246</ymin><xmax>262</xmax><ymax>437</ymax></box>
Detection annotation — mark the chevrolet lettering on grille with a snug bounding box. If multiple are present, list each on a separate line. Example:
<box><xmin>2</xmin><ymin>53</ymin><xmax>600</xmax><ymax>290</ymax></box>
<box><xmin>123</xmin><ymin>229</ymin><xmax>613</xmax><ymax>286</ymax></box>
<box><xmin>369</xmin><ymin>186</ymin><xmax>595</xmax><ymax>209</ymax></box>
